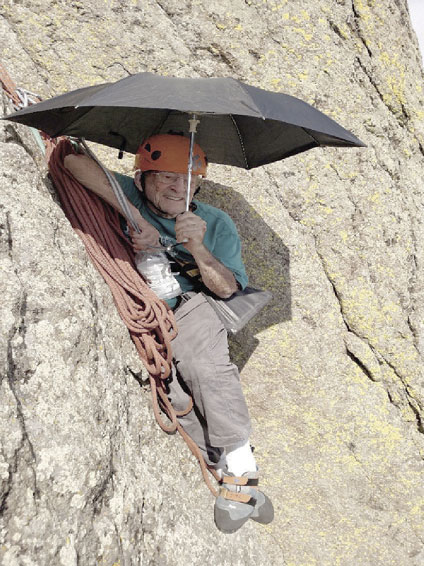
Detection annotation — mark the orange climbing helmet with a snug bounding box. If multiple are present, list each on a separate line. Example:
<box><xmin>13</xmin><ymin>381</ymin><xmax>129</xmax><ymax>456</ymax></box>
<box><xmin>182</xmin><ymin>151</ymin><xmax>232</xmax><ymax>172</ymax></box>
<box><xmin>134</xmin><ymin>134</ymin><xmax>207</xmax><ymax>177</ymax></box>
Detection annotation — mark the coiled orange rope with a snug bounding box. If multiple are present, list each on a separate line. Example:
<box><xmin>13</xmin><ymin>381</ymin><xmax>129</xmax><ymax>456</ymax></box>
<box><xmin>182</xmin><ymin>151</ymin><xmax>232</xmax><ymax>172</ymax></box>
<box><xmin>1</xmin><ymin>61</ymin><xmax>219</xmax><ymax>494</ymax></box>
<box><xmin>49</xmin><ymin>139</ymin><xmax>179</xmax><ymax>426</ymax></box>
<box><xmin>49</xmin><ymin>140</ymin><xmax>219</xmax><ymax>494</ymax></box>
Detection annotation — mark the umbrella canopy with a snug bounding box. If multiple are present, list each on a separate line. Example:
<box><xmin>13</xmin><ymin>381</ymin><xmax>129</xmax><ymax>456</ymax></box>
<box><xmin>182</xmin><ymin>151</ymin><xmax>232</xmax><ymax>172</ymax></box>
<box><xmin>3</xmin><ymin>72</ymin><xmax>365</xmax><ymax>169</ymax></box>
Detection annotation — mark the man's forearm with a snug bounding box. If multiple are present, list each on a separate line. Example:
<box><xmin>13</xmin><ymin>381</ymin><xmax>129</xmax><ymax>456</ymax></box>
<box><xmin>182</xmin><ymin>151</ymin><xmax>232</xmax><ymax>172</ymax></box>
<box><xmin>190</xmin><ymin>244</ymin><xmax>238</xmax><ymax>298</ymax></box>
<box><xmin>64</xmin><ymin>154</ymin><xmax>145</xmax><ymax>227</ymax></box>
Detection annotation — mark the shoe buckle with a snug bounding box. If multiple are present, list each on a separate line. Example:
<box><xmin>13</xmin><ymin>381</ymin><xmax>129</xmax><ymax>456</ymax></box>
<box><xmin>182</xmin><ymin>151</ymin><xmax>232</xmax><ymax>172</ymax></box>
<box><xmin>220</xmin><ymin>488</ymin><xmax>256</xmax><ymax>506</ymax></box>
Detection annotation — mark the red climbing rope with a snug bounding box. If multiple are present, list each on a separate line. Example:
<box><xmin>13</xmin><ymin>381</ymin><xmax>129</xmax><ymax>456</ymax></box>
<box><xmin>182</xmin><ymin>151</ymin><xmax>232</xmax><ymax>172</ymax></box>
<box><xmin>49</xmin><ymin>140</ymin><xmax>219</xmax><ymax>494</ymax></box>
<box><xmin>49</xmin><ymin>140</ymin><xmax>179</xmax><ymax>426</ymax></box>
<box><xmin>1</xmin><ymin>61</ymin><xmax>220</xmax><ymax>495</ymax></box>
<box><xmin>0</xmin><ymin>64</ymin><xmax>23</xmax><ymax>108</ymax></box>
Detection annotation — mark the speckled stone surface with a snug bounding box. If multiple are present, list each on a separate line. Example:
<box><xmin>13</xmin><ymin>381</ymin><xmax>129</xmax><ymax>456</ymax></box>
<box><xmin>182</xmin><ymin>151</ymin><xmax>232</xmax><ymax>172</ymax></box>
<box><xmin>1</xmin><ymin>1</ymin><xmax>424</xmax><ymax>564</ymax></box>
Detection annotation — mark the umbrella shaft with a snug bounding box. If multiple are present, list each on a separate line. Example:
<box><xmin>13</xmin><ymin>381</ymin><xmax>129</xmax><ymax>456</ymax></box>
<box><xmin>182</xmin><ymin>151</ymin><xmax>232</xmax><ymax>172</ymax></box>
<box><xmin>186</xmin><ymin>135</ymin><xmax>194</xmax><ymax>212</ymax></box>
<box><xmin>186</xmin><ymin>114</ymin><xmax>199</xmax><ymax>212</ymax></box>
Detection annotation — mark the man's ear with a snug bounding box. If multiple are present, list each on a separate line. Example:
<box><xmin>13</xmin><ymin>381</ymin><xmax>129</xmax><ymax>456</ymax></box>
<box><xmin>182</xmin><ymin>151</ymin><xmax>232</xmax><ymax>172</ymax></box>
<box><xmin>134</xmin><ymin>170</ymin><xmax>144</xmax><ymax>191</ymax></box>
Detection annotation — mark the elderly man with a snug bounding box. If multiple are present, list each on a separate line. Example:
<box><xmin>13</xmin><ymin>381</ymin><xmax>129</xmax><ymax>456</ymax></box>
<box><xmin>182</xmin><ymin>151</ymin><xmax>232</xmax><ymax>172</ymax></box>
<box><xmin>64</xmin><ymin>133</ymin><xmax>273</xmax><ymax>533</ymax></box>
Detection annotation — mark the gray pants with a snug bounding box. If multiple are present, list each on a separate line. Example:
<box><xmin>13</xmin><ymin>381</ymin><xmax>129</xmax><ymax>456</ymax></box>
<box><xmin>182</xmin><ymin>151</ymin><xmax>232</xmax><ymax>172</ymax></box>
<box><xmin>167</xmin><ymin>293</ymin><xmax>251</xmax><ymax>467</ymax></box>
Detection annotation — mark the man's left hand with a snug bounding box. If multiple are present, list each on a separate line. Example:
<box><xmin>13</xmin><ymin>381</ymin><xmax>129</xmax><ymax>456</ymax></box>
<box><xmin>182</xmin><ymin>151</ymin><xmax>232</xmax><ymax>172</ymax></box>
<box><xmin>175</xmin><ymin>212</ymin><xmax>207</xmax><ymax>251</ymax></box>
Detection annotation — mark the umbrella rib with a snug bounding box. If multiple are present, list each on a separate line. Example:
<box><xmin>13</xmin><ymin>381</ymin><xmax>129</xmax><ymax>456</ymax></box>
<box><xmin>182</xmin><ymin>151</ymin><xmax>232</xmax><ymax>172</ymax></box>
<box><xmin>50</xmin><ymin>106</ymin><xmax>95</xmax><ymax>139</ymax></box>
<box><xmin>230</xmin><ymin>115</ymin><xmax>249</xmax><ymax>169</ymax></box>
<box><xmin>154</xmin><ymin>109</ymin><xmax>172</xmax><ymax>138</ymax></box>
<box><xmin>301</xmin><ymin>127</ymin><xmax>321</xmax><ymax>146</ymax></box>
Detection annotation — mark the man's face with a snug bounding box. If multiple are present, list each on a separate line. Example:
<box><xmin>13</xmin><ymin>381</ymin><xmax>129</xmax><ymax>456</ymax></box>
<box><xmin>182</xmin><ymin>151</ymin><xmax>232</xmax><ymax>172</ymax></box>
<box><xmin>137</xmin><ymin>171</ymin><xmax>200</xmax><ymax>219</ymax></box>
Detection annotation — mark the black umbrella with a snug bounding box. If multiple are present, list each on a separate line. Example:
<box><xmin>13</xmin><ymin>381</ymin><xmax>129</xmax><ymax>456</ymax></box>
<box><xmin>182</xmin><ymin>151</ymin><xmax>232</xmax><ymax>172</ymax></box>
<box><xmin>3</xmin><ymin>72</ymin><xmax>365</xmax><ymax>170</ymax></box>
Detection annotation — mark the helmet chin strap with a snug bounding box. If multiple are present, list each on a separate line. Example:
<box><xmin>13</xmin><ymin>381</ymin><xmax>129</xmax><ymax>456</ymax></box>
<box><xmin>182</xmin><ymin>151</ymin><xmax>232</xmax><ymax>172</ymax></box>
<box><xmin>186</xmin><ymin>113</ymin><xmax>200</xmax><ymax>212</ymax></box>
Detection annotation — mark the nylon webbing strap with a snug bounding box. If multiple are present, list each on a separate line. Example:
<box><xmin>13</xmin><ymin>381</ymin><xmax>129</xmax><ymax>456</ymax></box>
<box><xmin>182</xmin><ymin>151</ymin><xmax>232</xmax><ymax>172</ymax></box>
<box><xmin>219</xmin><ymin>489</ymin><xmax>256</xmax><ymax>505</ymax></box>
<box><xmin>221</xmin><ymin>475</ymin><xmax>259</xmax><ymax>487</ymax></box>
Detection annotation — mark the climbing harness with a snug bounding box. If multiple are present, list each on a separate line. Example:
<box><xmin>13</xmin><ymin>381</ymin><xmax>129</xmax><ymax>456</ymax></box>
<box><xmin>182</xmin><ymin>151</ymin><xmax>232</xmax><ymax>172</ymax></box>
<box><xmin>1</xmin><ymin>63</ymin><xmax>220</xmax><ymax>496</ymax></box>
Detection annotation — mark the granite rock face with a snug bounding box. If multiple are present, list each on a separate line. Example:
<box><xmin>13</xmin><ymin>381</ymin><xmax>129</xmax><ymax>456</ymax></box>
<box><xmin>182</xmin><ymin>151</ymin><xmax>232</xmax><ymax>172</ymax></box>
<box><xmin>1</xmin><ymin>1</ymin><xmax>424</xmax><ymax>565</ymax></box>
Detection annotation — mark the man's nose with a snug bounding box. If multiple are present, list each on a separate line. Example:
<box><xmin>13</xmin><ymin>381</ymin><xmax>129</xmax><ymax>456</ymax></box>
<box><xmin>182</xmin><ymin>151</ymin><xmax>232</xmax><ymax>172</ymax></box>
<box><xmin>169</xmin><ymin>176</ymin><xmax>187</xmax><ymax>191</ymax></box>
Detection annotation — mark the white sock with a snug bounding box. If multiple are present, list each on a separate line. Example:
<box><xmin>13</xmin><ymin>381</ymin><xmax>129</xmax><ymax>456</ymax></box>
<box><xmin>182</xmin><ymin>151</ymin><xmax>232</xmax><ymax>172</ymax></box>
<box><xmin>214</xmin><ymin>468</ymin><xmax>223</xmax><ymax>479</ymax></box>
<box><xmin>225</xmin><ymin>439</ymin><xmax>257</xmax><ymax>476</ymax></box>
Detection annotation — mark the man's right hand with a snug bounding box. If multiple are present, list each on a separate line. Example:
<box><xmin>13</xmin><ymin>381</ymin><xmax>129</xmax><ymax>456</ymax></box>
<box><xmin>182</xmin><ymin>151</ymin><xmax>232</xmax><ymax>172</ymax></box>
<box><xmin>130</xmin><ymin>221</ymin><xmax>161</xmax><ymax>251</ymax></box>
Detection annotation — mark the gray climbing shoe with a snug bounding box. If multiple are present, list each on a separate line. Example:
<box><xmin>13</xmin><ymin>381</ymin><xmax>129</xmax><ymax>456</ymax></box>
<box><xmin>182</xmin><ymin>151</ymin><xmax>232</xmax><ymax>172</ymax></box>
<box><xmin>250</xmin><ymin>489</ymin><xmax>274</xmax><ymax>524</ymax></box>
<box><xmin>214</xmin><ymin>472</ymin><xmax>274</xmax><ymax>534</ymax></box>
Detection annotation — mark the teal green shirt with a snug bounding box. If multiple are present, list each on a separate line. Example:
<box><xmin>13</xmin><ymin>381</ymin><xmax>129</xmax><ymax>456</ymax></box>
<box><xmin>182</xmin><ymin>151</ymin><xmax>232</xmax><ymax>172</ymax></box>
<box><xmin>114</xmin><ymin>172</ymin><xmax>248</xmax><ymax>307</ymax></box>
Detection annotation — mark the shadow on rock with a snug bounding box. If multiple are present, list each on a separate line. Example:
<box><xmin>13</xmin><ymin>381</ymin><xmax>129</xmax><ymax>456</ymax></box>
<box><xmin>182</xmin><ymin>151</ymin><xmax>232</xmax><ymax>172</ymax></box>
<box><xmin>199</xmin><ymin>181</ymin><xmax>290</xmax><ymax>371</ymax></box>
<box><xmin>48</xmin><ymin>167</ymin><xmax>291</xmax><ymax>373</ymax></box>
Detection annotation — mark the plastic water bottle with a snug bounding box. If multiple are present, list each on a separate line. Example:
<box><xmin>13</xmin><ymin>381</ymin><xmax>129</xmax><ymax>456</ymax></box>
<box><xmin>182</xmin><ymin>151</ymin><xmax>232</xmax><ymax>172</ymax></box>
<box><xmin>135</xmin><ymin>250</ymin><xmax>182</xmax><ymax>300</ymax></box>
